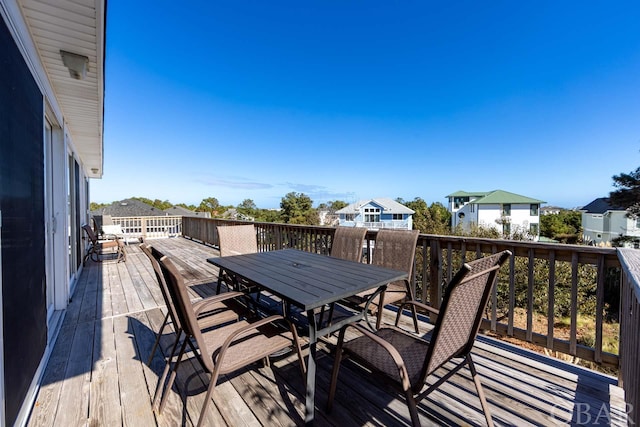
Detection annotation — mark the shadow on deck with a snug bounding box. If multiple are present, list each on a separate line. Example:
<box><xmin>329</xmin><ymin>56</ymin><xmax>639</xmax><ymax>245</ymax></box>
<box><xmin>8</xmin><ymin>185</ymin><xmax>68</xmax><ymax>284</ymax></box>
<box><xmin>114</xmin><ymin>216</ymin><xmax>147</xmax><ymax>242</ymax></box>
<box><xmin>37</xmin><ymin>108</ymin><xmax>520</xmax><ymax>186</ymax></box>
<box><xmin>27</xmin><ymin>237</ymin><xmax>627</xmax><ymax>426</ymax></box>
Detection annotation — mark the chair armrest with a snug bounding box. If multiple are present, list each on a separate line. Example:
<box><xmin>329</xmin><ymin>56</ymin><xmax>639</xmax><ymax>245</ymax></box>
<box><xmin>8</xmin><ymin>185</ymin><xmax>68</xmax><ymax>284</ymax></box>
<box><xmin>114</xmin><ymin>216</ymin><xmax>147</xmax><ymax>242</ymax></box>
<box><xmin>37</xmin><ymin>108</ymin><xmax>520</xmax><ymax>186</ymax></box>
<box><xmin>192</xmin><ymin>291</ymin><xmax>245</xmax><ymax>316</ymax></box>
<box><xmin>217</xmin><ymin>315</ymin><xmax>290</xmax><ymax>355</ymax></box>
<box><xmin>342</xmin><ymin>323</ymin><xmax>412</xmax><ymax>390</ymax></box>
<box><xmin>398</xmin><ymin>300</ymin><xmax>439</xmax><ymax>316</ymax></box>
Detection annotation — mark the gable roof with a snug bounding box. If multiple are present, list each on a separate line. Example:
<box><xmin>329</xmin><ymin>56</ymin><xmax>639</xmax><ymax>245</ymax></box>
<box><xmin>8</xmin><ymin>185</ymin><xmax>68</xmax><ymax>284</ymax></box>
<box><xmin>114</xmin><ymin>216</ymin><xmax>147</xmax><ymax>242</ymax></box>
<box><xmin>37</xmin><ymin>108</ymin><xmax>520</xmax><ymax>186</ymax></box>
<box><xmin>450</xmin><ymin>190</ymin><xmax>545</xmax><ymax>204</ymax></box>
<box><xmin>446</xmin><ymin>191</ymin><xmax>491</xmax><ymax>198</ymax></box>
<box><xmin>164</xmin><ymin>206</ymin><xmax>210</xmax><ymax>217</ymax></box>
<box><xmin>580</xmin><ymin>198</ymin><xmax>626</xmax><ymax>214</ymax></box>
<box><xmin>90</xmin><ymin>199</ymin><xmax>166</xmax><ymax>217</ymax></box>
<box><xmin>335</xmin><ymin>198</ymin><xmax>415</xmax><ymax>214</ymax></box>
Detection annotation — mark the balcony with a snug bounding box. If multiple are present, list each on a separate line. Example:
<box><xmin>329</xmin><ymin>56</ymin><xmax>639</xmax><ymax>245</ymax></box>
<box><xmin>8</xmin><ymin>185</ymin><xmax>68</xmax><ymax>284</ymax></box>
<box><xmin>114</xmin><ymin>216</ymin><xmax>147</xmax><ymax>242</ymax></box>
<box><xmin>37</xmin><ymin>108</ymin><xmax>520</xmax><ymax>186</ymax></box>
<box><xmin>26</xmin><ymin>218</ymin><xmax>634</xmax><ymax>425</ymax></box>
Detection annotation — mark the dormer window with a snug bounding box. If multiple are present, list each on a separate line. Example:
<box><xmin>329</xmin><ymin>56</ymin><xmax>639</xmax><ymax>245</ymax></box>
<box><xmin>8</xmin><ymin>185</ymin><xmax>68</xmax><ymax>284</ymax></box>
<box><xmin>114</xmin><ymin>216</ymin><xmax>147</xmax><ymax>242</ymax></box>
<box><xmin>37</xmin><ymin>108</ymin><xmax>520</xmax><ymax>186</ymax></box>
<box><xmin>502</xmin><ymin>204</ymin><xmax>511</xmax><ymax>216</ymax></box>
<box><xmin>364</xmin><ymin>207</ymin><xmax>380</xmax><ymax>222</ymax></box>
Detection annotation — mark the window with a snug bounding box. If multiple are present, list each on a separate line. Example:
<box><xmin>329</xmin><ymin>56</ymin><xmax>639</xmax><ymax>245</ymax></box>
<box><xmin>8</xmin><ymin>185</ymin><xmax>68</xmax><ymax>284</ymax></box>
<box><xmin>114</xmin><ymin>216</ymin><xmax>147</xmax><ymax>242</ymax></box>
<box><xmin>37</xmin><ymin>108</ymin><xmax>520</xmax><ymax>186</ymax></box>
<box><xmin>503</xmin><ymin>223</ymin><xmax>511</xmax><ymax>236</ymax></box>
<box><xmin>636</xmin><ymin>218</ymin><xmax>640</xmax><ymax>228</ymax></box>
<box><xmin>502</xmin><ymin>204</ymin><xmax>511</xmax><ymax>216</ymax></box>
<box><xmin>530</xmin><ymin>204</ymin><xmax>539</xmax><ymax>216</ymax></box>
<box><xmin>364</xmin><ymin>207</ymin><xmax>380</xmax><ymax>223</ymax></box>
<box><xmin>530</xmin><ymin>223</ymin><xmax>539</xmax><ymax>235</ymax></box>
<box><xmin>345</xmin><ymin>214</ymin><xmax>355</xmax><ymax>221</ymax></box>
<box><xmin>453</xmin><ymin>196</ymin><xmax>469</xmax><ymax>209</ymax></box>
<box><xmin>392</xmin><ymin>214</ymin><xmax>403</xmax><ymax>220</ymax></box>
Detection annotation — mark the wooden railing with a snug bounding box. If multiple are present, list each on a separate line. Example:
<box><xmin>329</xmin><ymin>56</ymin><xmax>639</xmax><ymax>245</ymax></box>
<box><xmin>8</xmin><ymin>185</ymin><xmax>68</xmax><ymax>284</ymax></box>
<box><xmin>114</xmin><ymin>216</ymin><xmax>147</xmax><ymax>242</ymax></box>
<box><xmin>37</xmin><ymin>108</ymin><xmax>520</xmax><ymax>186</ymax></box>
<box><xmin>111</xmin><ymin>215</ymin><xmax>183</xmax><ymax>240</ymax></box>
<box><xmin>619</xmin><ymin>248</ymin><xmax>640</xmax><ymax>425</ymax></box>
<box><xmin>183</xmin><ymin>218</ymin><xmax>623</xmax><ymax>366</ymax></box>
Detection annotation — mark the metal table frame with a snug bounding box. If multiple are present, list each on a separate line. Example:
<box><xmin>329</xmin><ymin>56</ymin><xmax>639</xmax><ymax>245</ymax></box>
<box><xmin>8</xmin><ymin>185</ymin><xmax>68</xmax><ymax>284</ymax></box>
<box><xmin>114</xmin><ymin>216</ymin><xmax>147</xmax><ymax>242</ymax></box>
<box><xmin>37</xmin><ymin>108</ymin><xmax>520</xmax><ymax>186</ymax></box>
<box><xmin>207</xmin><ymin>249</ymin><xmax>407</xmax><ymax>425</ymax></box>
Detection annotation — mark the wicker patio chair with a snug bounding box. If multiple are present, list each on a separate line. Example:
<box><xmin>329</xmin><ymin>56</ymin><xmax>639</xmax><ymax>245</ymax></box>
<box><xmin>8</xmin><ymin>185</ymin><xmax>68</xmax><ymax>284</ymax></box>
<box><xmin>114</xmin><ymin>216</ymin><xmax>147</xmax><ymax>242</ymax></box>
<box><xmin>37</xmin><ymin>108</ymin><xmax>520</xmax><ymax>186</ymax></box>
<box><xmin>215</xmin><ymin>224</ymin><xmax>260</xmax><ymax>294</ymax></box>
<box><xmin>327</xmin><ymin>250</ymin><xmax>511</xmax><ymax>427</ymax></box>
<box><xmin>319</xmin><ymin>227</ymin><xmax>369</xmax><ymax>327</ymax></box>
<box><xmin>343</xmin><ymin>229</ymin><xmax>420</xmax><ymax>330</ymax></box>
<box><xmin>82</xmin><ymin>223</ymin><xmax>125</xmax><ymax>263</ymax></box>
<box><xmin>156</xmin><ymin>254</ymin><xmax>306</xmax><ymax>427</ymax></box>
<box><xmin>140</xmin><ymin>244</ymin><xmax>244</xmax><ymax>366</ymax></box>
<box><xmin>330</xmin><ymin>226</ymin><xmax>367</xmax><ymax>262</ymax></box>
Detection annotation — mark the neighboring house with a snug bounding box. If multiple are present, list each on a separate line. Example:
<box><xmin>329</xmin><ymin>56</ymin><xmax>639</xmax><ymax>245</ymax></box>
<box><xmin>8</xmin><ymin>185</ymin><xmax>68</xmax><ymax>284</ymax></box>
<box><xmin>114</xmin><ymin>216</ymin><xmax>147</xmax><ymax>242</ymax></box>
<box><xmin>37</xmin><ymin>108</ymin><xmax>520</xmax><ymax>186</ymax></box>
<box><xmin>91</xmin><ymin>198</ymin><xmax>166</xmax><ymax>217</ymax></box>
<box><xmin>335</xmin><ymin>198</ymin><xmax>414</xmax><ymax>230</ymax></box>
<box><xmin>0</xmin><ymin>2</ymin><xmax>105</xmax><ymax>426</ymax></box>
<box><xmin>541</xmin><ymin>206</ymin><xmax>563</xmax><ymax>215</ymax></box>
<box><xmin>446</xmin><ymin>190</ymin><xmax>545</xmax><ymax>241</ymax></box>
<box><xmin>318</xmin><ymin>208</ymin><xmax>339</xmax><ymax>226</ymax></box>
<box><xmin>580</xmin><ymin>198</ymin><xmax>640</xmax><ymax>248</ymax></box>
<box><xmin>223</xmin><ymin>208</ymin><xmax>255</xmax><ymax>221</ymax></box>
<box><xmin>164</xmin><ymin>205</ymin><xmax>211</xmax><ymax>218</ymax></box>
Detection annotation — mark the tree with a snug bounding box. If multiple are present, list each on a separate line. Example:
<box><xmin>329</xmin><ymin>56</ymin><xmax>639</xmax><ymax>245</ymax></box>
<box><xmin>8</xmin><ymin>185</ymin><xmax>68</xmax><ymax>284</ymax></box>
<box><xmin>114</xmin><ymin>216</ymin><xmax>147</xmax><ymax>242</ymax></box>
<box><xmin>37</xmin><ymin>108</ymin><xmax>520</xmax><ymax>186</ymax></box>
<box><xmin>238</xmin><ymin>199</ymin><xmax>257</xmax><ymax>211</ymax></box>
<box><xmin>280</xmin><ymin>192</ymin><xmax>315</xmax><ymax>224</ymax></box>
<box><xmin>198</xmin><ymin>197</ymin><xmax>220</xmax><ymax>213</ymax></box>
<box><xmin>610</xmin><ymin>166</ymin><xmax>640</xmax><ymax>218</ymax></box>
<box><xmin>540</xmin><ymin>210</ymin><xmax>582</xmax><ymax>243</ymax></box>
<box><xmin>399</xmin><ymin>198</ymin><xmax>451</xmax><ymax>234</ymax></box>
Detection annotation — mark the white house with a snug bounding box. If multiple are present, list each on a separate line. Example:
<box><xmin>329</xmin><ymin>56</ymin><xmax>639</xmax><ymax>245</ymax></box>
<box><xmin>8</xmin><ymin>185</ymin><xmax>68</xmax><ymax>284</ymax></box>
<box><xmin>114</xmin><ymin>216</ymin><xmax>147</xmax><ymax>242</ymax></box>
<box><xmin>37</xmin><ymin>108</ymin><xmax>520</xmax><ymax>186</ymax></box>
<box><xmin>0</xmin><ymin>1</ymin><xmax>105</xmax><ymax>425</ymax></box>
<box><xmin>580</xmin><ymin>198</ymin><xmax>640</xmax><ymax>248</ymax></box>
<box><xmin>335</xmin><ymin>198</ymin><xmax>414</xmax><ymax>230</ymax></box>
<box><xmin>446</xmin><ymin>190</ymin><xmax>545</xmax><ymax>241</ymax></box>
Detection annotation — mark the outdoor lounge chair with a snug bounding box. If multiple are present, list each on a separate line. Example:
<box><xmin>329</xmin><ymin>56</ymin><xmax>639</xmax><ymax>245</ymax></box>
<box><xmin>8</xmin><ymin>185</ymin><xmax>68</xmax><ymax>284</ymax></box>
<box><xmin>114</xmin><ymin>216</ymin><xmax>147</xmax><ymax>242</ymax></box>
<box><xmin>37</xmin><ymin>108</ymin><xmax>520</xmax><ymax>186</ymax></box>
<box><xmin>82</xmin><ymin>223</ymin><xmax>125</xmax><ymax>263</ymax></box>
<box><xmin>327</xmin><ymin>250</ymin><xmax>511</xmax><ymax>427</ymax></box>
<box><xmin>343</xmin><ymin>229</ymin><xmax>420</xmax><ymax>330</ymax></box>
<box><xmin>140</xmin><ymin>244</ymin><xmax>244</xmax><ymax>365</ymax></box>
<box><xmin>156</xmin><ymin>254</ymin><xmax>306</xmax><ymax>427</ymax></box>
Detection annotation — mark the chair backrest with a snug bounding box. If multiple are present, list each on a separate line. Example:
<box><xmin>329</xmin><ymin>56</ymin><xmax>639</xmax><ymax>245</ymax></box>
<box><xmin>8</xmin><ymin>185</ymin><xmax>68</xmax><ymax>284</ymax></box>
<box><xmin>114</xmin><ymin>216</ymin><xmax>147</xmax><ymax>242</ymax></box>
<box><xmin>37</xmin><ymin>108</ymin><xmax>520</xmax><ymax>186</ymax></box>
<box><xmin>371</xmin><ymin>229</ymin><xmax>420</xmax><ymax>279</ymax></box>
<box><xmin>102</xmin><ymin>214</ymin><xmax>114</xmax><ymax>225</ymax></box>
<box><xmin>421</xmin><ymin>250</ymin><xmax>511</xmax><ymax>382</ymax></box>
<box><xmin>82</xmin><ymin>224</ymin><xmax>98</xmax><ymax>244</ymax></box>
<box><xmin>330</xmin><ymin>227</ymin><xmax>367</xmax><ymax>262</ymax></box>
<box><xmin>140</xmin><ymin>244</ymin><xmax>182</xmax><ymax>332</ymax></box>
<box><xmin>217</xmin><ymin>225</ymin><xmax>258</xmax><ymax>257</ymax></box>
<box><xmin>158</xmin><ymin>254</ymin><xmax>214</xmax><ymax>371</ymax></box>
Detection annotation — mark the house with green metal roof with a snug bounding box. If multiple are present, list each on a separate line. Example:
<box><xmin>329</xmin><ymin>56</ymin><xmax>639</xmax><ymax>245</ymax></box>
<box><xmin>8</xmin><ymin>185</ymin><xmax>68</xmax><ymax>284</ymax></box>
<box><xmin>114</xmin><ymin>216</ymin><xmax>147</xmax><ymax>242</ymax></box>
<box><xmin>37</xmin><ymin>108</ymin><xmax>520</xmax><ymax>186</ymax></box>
<box><xmin>446</xmin><ymin>190</ymin><xmax>546</xmax><ymax>241</ymax></box>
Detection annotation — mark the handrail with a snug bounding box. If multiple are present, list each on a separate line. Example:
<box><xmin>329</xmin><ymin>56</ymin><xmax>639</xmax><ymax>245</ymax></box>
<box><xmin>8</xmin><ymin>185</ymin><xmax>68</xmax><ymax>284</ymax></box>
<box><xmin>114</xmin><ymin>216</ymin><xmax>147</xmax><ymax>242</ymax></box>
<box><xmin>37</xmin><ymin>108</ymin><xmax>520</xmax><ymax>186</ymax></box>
<box><xmin>618</xmin><ymin>248</ymin><xmax>640</xmax><ymax>425</ymax></box>
<box><xmin>182</xmin><ymin>217</ymin><xmax>622</xmax><ymax>372</ymax></box>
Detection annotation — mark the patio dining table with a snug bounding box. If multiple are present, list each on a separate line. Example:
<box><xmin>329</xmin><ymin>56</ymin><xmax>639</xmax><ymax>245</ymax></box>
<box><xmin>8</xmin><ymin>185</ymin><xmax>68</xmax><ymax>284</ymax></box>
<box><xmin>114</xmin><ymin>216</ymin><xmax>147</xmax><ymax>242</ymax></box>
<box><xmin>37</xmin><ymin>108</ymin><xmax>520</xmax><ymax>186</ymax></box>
<box><xmin>207</xmin><ymin>248</ymin><xmax>407</xmax><ymax>425</ymax></box>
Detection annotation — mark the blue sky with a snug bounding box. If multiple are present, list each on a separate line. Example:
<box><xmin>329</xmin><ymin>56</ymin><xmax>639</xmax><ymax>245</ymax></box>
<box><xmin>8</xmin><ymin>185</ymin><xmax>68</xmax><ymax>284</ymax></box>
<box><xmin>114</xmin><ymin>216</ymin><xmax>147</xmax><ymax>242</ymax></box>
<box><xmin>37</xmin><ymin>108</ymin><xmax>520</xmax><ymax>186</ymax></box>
<box><xmin>92</xmin><ymin>1</ymin><xmax>640</xmax><ymax>209</ymax></box>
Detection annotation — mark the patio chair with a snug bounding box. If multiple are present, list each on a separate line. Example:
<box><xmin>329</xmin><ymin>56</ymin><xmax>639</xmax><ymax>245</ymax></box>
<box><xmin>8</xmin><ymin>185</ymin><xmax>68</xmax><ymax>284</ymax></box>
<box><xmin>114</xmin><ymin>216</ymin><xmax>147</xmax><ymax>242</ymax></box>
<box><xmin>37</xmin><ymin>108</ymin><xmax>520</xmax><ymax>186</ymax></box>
<box><xmin>327</xmin><ymin>250</ymin><xmax>511</xmax><ymax>427</ymax></box>
<box><xmin>330</xmin><ymin>226</ymin><xmax>367</xmax><ymax>262</ymax></box>
<box><xmin>318</xmin><ymin>227</ymin><xmax>368</xmax><ymax>327</ymax></box>
<box><xmin>82</xmin><ymin>223</ymin><xmax>125</xmax><ymax>263</ymax></box>
<box><xmin>215</xmin><ymin>224</ymin><xmax>259</xmax><ymax>294</ymax></box>
<box><xmin>156</xmin><ymin>254</ymin><xmax>306</xmax><ymax>427</ymax></box>
<box><xmin>140</xmin><ymin>244</ymin><xmax>244</xmax><ymax>366</ymax></box>
<box><xmin>343</xmin><ymin>229</ymin><xmax>420</xmax><ymax>330</ymax></box>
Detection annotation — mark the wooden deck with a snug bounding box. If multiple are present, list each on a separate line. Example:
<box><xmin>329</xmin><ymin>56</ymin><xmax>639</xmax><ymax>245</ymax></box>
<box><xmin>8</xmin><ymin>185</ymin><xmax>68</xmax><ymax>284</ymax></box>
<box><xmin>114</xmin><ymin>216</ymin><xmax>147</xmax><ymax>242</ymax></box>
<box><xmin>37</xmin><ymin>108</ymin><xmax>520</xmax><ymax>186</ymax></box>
<box><xmin>27</xmin><ymin>237</ymin><xmax>627</xmax><ymax>426</ymax></box>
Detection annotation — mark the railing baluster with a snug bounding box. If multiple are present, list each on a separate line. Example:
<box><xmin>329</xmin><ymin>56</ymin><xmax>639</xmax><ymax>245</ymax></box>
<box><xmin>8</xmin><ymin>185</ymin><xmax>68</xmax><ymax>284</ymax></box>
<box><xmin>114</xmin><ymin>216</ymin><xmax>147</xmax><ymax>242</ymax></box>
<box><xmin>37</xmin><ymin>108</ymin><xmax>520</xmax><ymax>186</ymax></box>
<box><xmin>547</xmin><ymin>250</ymin><xmax>556</xmax><ymax>350</ymax></box>
<box><xmin>595</xmin><ymin>254</ymin><xmax>605</xmax><ymax>364</ymax></box>
<box><xmin>527</xmin><ymin>248</ymin><xmax>534</xmax><ymax>342</ymax></box>
<box><xmin>570</xmin><ymin>252</ymin><xmax>579</xmax><ymax>356</ymax></box>
<box><xmin>508</xmin><ymin>246</ymin><xmax>515</xmax><ymax>337</ymax></box>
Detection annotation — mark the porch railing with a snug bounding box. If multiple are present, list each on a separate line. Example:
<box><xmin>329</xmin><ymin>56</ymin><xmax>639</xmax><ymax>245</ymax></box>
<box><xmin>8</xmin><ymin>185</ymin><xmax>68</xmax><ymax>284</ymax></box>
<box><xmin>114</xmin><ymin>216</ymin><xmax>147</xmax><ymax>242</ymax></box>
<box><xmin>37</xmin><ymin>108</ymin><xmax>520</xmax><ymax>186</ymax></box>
<box><xmin>619</xmin><ymin>248</ymin><xmax>640</xmax><ymax>425</ymax></box>
<box><xmin>182</xmin><ymin>217</ymin><xmax>639</xmax><ymax>420</ymax></box>
<box><xmin>111</xmin><ymin>215</ymin><xmax>182</xmax><ymax>240</ymax></box>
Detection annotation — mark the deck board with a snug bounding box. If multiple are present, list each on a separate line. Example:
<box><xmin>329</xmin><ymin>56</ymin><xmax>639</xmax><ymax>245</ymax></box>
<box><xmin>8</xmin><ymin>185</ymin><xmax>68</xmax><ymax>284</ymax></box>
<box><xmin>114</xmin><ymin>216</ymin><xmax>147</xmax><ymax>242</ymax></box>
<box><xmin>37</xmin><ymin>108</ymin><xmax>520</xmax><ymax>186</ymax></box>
<box><xmin>27</xmin><ymin>237</ymin><xmax>627</xmax><ymax>427</ymax></box>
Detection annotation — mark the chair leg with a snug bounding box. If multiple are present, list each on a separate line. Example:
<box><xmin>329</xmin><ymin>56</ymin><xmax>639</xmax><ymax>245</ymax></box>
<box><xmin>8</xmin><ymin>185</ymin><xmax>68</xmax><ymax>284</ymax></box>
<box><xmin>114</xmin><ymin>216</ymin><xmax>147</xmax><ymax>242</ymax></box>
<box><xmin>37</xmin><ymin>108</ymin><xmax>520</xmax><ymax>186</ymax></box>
<box><xmin>147</xmin><ymin>311</ymin><xmax>170</xmax><ymax>365</ymax></box>
<box><xmin>467</xmin><ymin>354</ymin><xmax>494</xmax><ymax>427</ymax></box>
<box><xmin>405</xmin><ymin>390</ymin><xmax>421</xmax><ymax>427</ymax></box>
<box><xmin>327</xmin><ymin>327</ymin><xmax>347</xmax><ymax>412</ymax></box>
<box><xmin>152</xmin><ymin>328</ymin><xmax>183</xmax><ymax>409</ymax></box>
<box><xmin>196</xmin><ymin>369</ymin><xmax>221</xmax><ymax>427</ymax></box>
<box><xmin>158</xmin><ymin>338</ymin><xmax>188</xmax><ymax>414</ymax></box>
